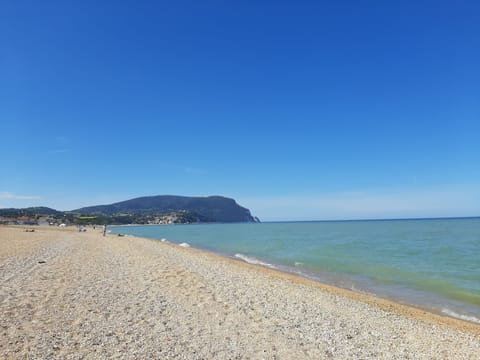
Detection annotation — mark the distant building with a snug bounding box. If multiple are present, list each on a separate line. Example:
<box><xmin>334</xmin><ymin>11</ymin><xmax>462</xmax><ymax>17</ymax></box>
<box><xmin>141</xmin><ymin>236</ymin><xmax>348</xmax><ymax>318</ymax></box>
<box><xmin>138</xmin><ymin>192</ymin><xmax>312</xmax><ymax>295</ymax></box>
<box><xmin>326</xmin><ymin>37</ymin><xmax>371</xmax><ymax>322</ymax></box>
<box><xmin>16</xmin><ymin>216</ymin><xmax>37</xmax><ymax>225</ymax></box>
<box><xmin>0</xmin><ymin>217</ymin><xmax>17</xmax><ymax>225</ymax></box>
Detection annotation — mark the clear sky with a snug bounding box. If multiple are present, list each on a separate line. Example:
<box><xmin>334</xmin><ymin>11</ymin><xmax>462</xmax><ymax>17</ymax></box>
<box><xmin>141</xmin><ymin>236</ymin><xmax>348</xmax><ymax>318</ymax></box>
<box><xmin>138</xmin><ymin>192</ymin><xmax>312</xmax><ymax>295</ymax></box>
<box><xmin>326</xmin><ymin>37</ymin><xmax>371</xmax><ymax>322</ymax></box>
<box><xmin>1</xmin><ymin>0</ymin><xmax>479</xmax><ymax>221</ymax></box>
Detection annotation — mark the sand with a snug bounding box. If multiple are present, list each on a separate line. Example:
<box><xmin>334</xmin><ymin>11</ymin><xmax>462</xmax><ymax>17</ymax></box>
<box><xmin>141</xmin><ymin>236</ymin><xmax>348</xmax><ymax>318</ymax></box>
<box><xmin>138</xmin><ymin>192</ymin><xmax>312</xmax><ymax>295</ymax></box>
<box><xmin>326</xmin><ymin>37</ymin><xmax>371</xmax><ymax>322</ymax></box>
<box><xmin>0</xmin><ymin>226</ymin><xmax>479</xmax><ymax>359</ymax></box>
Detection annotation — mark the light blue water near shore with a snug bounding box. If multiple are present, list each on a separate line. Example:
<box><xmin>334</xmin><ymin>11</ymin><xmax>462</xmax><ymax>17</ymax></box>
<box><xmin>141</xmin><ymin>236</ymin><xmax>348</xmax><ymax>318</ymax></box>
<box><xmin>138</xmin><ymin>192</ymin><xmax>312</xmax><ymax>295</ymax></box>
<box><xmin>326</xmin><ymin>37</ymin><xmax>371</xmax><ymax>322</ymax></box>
<box><xmin>110</xmin><ymin>218</ymin><xmax>480</xmax><ymax>323</ymax></box>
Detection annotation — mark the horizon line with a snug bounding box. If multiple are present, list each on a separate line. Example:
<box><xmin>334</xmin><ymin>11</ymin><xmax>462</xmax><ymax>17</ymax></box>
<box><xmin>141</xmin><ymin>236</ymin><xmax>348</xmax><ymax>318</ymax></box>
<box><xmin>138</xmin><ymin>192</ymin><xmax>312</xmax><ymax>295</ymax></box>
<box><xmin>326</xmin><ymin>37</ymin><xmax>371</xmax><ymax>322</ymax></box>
<box><xmin>261</xmin><ymin>215</ymin><xmax>480</xmax><ymax>223</ymax></box>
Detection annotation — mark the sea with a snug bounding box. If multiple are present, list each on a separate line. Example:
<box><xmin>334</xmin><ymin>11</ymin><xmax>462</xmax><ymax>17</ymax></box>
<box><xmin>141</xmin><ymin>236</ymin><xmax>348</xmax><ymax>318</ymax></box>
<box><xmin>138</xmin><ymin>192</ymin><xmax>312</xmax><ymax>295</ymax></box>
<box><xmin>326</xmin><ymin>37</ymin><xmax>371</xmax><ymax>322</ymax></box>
<box><xmin>110</xmin><ymin>217</ymin><xmax>480</xmax><ymax>324</ymax></box>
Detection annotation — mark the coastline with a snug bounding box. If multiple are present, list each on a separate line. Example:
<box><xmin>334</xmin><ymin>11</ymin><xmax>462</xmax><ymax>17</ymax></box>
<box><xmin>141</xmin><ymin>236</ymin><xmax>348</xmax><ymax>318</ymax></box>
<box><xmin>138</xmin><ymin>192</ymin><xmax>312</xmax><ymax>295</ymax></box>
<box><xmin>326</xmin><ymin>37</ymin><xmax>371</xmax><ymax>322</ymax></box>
<box><xmin>110</xmin><ymin>221</ymin><xmax>480</xmax><ymax>326</ymax></box>
<box><xmin>154</xmin><ymin>236</ymin><xmax>480</xmax><ymax>336</ymax></box>
<box><xmin>1</xmin><ymin>225</ymin><xmax>479</xmax><ymax>358</ymax></box>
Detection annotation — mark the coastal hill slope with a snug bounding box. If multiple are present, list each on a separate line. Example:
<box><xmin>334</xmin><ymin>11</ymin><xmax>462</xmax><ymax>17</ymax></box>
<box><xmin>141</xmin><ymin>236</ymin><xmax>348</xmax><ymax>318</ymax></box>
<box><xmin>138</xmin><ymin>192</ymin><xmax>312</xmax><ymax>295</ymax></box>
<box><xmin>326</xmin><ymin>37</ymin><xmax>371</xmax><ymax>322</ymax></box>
<box><xmin>0</xmin><ymin>207</ymin><xmax>62</xmax><ymax>217</ymax></box>
<box><xmin>73</xmin><ymin>195</ymin><xmax>258</xmax><ymax>223</ymax></box>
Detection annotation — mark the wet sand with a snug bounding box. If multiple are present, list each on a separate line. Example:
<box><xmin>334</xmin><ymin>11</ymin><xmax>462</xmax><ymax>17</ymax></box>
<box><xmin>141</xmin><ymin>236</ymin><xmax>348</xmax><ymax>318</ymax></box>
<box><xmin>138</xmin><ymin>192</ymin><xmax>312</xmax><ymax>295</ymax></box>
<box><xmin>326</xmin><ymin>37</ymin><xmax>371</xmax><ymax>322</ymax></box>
<box><xmin>0</xmin><ymin>226</ymin><xmax>479</xmax><ymax>359</ymax></box>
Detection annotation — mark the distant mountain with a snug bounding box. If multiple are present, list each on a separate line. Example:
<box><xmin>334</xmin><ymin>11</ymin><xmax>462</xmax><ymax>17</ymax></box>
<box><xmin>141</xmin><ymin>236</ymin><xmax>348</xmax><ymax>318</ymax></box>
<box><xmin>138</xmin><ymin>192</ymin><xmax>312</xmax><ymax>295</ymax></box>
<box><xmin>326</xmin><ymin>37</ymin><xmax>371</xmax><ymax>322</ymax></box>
<box><xmin>0</xmin><ymin>206</ymin><xmax>62</xmax><ymax>217</ymax></box>
<box><xmin>73</xmin><ymin>195</ymin><xmax>258</xmax><ymax>223</ymax></box>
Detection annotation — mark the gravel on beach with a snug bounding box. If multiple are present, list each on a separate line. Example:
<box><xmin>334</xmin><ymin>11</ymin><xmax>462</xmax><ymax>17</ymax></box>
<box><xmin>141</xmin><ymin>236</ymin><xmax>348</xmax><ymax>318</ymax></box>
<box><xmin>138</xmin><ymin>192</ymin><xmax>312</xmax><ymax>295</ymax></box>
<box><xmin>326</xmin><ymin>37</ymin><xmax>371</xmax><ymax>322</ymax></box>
<box><xmin>0</xmin><ymin>226</ymin><xmax>479</xmax><ymax>359</ymax></box>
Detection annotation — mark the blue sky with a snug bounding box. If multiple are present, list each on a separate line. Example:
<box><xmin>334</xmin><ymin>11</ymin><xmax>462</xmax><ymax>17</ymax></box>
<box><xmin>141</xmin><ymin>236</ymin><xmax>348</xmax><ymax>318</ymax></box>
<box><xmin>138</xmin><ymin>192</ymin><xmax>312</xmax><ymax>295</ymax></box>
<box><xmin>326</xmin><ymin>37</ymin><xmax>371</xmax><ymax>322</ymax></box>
<box><xmin>1</xmin><ymin>0</ymin><xmax>479</xmax><ymax>220</ymax></box>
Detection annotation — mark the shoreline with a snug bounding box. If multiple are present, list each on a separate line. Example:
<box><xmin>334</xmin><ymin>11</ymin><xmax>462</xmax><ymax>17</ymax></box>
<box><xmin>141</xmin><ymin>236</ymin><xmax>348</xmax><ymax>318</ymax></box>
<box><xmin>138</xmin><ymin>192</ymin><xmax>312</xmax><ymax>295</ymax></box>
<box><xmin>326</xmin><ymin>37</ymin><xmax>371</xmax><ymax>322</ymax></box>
<box><xmin>110</xmin><ymin>225</ymin><xmax>480</xmax><ymax>330</ymax></box>
<box><xmin>230</xmin><ymin>253</ymin><xmax>480</xmax><ymax>327</ymax></box>
<box><xmin>1</xmin><ymin>225</ymin><xmax>479</xmax><ymax>358</ymax></box>
<box><xmin>10</xmin><ymin>224</ymin><xmax>480</xmax><ymax>331</ymax></box>
<box><xmin>137</xmin><ymin>234</ymin><xmax>480</xmax><ymax>336</ymax></box>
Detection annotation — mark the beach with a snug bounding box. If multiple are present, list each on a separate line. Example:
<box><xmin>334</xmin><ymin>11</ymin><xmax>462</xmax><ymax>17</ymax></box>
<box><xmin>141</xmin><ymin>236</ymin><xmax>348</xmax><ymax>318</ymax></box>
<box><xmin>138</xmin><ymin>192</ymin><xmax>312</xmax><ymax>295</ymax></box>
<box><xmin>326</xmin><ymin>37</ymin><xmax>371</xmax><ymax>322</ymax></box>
<box><xmin>0</xmin><ymin>226</ymin><xmax>479</xmax><ymax>359</ymax></box>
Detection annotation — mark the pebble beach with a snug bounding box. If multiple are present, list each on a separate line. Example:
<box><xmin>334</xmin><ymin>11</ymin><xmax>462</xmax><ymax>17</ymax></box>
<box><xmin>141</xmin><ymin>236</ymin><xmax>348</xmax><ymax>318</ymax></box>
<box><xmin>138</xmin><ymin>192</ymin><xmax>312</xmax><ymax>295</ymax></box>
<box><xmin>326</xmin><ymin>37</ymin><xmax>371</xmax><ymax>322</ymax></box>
<box><xmin>1</xmin><ymin>226</ymin><xmax>479</xmax><ymax>359</ymax></box>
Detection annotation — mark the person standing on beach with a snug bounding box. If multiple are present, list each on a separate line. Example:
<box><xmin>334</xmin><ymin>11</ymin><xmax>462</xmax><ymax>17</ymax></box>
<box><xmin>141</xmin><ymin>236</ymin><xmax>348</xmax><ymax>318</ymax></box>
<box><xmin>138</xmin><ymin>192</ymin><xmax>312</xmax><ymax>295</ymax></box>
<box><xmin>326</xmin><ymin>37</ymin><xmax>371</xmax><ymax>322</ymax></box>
<box><xmin>102</xmin><ymin>224</ymin><xmax>107</xmax><ymax>237</ymax></box>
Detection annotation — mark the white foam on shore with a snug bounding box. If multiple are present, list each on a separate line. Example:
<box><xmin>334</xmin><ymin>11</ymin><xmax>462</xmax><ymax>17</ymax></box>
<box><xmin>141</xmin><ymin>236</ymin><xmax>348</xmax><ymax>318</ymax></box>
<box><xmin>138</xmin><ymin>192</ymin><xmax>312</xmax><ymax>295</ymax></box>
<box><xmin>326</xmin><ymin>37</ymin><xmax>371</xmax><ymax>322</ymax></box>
<box><xmin>160</xmin><ymin>238</ymin><xmax>168</xmax><ymax>242</ymax></box>
<box><xmin>441</xmin><ymin>309</ymin><xmax>480</xmax><ymax>324</ymax></box>
<box><xmin>294</xmin><ymin>262</ymin><xmax>304</xmax><ymax>267</ymax></box>
<box><xmin>234</xmin><ymin>254</ymin><xmax>277</xmax><ymax>269</ymax></box>
<box><xmin>179</xmin><ymin>242</ymin><xmax>190</xmax><ymax>248</ymax></box>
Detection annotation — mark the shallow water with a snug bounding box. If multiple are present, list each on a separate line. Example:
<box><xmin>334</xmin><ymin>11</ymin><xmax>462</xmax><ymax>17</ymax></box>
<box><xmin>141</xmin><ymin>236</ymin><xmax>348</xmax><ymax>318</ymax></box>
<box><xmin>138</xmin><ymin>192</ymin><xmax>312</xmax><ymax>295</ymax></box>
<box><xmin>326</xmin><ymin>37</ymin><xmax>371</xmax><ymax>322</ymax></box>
<box><xmin>110</xmin><ymin>218</ymin><xmax>480</xmax><ymax>323</ymax></box>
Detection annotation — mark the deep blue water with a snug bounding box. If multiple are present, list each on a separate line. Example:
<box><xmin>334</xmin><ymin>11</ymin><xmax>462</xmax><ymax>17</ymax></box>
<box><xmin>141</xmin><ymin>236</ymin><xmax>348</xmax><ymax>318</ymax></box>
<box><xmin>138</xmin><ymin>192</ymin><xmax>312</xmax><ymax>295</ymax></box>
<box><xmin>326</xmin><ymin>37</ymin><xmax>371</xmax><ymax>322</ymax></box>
<box><xmin>110</xmin><ymin>218</ymin><xmax>480</xmax><ymax>323</ymax></box>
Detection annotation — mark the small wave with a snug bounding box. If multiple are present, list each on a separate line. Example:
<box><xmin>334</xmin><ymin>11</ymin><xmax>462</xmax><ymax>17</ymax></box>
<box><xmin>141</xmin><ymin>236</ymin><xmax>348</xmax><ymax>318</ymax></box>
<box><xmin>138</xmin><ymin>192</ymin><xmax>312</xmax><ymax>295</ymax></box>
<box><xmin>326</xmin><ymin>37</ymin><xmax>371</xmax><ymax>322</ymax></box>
<box><xmin>441</xmin><ymin>309</ymin><xmax>480</xmax><ymax>324</ymax></box>
<box><xmin>234</xmin><ymin>254</ymin><xmax>276</xmax><ymax>269</ymax></box>
<box><xmin>294</xmin><ymin>262</ymin><xmax>304</xmax><ymax>267</ymax></box>
<box><xmin>179</xmin><ymin>242</ymin><xmax>190</xmax><ymax>248</ymax></box>
<box><xmin>160</xmin><ymin>238</ymin><xmax>168</xmax><ymax>242</ymax></box>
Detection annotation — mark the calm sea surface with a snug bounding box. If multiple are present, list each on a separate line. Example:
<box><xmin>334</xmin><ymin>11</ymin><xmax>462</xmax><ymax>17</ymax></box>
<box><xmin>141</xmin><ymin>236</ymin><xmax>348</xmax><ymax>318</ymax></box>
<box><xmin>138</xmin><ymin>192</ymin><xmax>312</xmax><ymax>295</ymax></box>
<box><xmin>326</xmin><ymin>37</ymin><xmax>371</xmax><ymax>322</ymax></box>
<box><xmin>110</xmin><ymin>218</ymin><xmax>480</xmax><ymax>323</ymax></box>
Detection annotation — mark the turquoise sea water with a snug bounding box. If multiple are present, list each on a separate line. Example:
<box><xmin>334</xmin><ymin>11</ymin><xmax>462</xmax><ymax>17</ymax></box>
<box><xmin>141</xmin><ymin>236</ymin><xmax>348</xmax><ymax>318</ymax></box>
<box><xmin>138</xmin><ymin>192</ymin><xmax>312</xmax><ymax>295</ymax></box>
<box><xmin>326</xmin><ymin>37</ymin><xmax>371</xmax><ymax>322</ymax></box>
<box><xmin>110</xmin><ymin>218</ymin><xmax>480</xmax><ymax>323</ymax></box>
